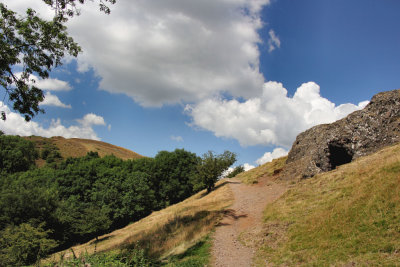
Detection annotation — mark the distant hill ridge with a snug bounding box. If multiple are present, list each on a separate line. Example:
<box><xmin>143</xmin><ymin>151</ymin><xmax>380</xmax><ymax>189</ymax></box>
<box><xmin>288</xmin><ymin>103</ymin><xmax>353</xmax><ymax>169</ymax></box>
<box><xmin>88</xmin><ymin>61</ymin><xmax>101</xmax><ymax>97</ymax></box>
<box><xmin>25</xmin><ymin>136</ymin><xmax>143</xmax><ymax>164</ymax></box>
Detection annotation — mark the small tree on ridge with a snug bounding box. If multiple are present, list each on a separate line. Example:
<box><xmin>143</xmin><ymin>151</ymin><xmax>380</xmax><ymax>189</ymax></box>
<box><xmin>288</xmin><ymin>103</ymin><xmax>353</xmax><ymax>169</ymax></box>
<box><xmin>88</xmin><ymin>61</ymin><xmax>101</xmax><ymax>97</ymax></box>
<box><xmin>196</xmin><ymin>151</ymin><xmax>236</xmax><ymax>193</ymax></box>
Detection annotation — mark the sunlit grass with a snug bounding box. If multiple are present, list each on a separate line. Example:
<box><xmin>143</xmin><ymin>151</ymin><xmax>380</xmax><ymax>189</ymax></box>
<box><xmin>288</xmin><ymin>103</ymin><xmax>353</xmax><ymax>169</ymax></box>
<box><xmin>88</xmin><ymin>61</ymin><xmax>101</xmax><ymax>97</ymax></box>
<box><xmin>26</xmin><ymin>136</ymin><xmax>143</xmax><ymax>163</ymax></box>
<box><xmin>46</xmin><ymin>179</ymin><xmax>233</xmax><ymax>264</ymax></box>
<box><xmin>235</xmin><ymin>156</ymin><xmax>287</xmax><ymax>184</ymax></box>
<box><xmin>256</xmin><ymin>143</ymin><xmax>400</xmax><ymax>266</ymax></box>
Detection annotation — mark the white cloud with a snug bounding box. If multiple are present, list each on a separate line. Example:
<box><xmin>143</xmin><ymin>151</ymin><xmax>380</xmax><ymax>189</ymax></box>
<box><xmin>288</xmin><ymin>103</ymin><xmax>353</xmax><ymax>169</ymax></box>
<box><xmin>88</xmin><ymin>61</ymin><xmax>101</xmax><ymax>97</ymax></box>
<box><xmin>222</xmin><ymin>167</ymin><xmax>234</xmax><ymax>178</ymax></box>
<box><xmin>256</xmin><ymin>147</ymin><xmax>288</xmax><ymax>165</ymax></box>
<box><xmin>41</xmin><ymin>92</ymin><xmax>71</xmax><ymax>108</ymax></box>
<box><xmin>243</xmin><ymin>163</ymin><xmax>255</xmax><ymax>171</ymax></box>
<box><xmin>2</xmin><ymin>1</ymin><xmax>54</xmax><ymax>19</ymax></box>
<box><xmin>59</xmin><ymin>0</ymin><xmax>269</xmax><ymax>106</ymax></box>
<box><xmin>77</xmin><ymin>113</ymin><xmax>106</xmax><ymax>127</ymax></box>
<box><xmin>33</xmin><ymin>76</ymin><xmax>72</xmax><ymax>91</ymax></box>
<box><xmin>171</xmin><ymin>135</ymin><xmax>184</xmax><ymax>142</ymax></box>
<box><xmin>15</xmin><ymin>73</ymin><xmax>72</xmax><ymax>91</ymax></box>
<box><xmin>268</xmin><ymin>29</ymin><xmax>280</xmax><ymax>52</ymax></box>
<box><xmin>187</xmin><ymin>81</ymin><xmax>368</xmax><ymax>148</ymax></box>
<box><xmin>6</xmin><ymin>0</ymin><xmax>271</xmax><ymax>105</ymax></box>
<box><xmin>0</xmin><ymin>103</ymin><xmax>106</xmax><ymax>140</ymax></box>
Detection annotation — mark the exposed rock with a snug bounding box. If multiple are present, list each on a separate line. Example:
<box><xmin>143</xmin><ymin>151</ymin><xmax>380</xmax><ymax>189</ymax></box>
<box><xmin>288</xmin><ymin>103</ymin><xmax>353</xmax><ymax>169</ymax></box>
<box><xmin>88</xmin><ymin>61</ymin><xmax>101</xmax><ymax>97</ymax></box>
<box><xmin>283</xmin><ymin>89</ymin><xmax>400</xmax><ymax>180</ymax></box>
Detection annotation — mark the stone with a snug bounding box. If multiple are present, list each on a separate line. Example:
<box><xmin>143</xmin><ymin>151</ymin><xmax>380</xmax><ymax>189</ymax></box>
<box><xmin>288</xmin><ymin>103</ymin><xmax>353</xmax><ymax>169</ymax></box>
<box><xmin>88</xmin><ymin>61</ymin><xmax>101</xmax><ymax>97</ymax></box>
<box><xmin>283</xmin><ymin>89</ymin><xmax>400</xmax><ymax>180</ymax></box>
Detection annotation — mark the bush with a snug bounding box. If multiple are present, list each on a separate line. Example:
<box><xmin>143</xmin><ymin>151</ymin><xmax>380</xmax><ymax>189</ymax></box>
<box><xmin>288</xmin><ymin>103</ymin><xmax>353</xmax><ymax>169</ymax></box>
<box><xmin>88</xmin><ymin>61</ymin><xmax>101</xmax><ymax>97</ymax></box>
<box><xmin>0</xmin><ymin>223</ymin><xmax>57</xmax><ymax>266</ymax></box>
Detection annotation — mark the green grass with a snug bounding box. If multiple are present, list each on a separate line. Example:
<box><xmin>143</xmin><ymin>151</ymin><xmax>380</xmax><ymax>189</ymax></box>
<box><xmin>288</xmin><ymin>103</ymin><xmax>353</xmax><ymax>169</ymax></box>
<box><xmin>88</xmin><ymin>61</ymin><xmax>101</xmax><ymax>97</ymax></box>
<box><xmin>257</xmin><ymin>143</ymin><xmax>400</xmax><ymax>266</ymax></box>
<box><xmin>43</xmin><ymin>236</ymin><xmax>212</xmax><ymax>267</ymax></box>
<box><xmin>163</xmin><ymin>236</ymin><xmax>212</xmax><ymax>267</ymax></box>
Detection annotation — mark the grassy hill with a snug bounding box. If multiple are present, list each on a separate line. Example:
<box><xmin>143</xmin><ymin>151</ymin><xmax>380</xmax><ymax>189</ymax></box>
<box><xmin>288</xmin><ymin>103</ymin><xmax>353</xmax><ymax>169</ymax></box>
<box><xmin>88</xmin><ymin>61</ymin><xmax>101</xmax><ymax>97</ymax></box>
<box><xmin>43</xmin><ymin>141</ymin><xmax>400</xmax><ymax>266</ymax></box>
<box><xmin>235</xmin><ymin>156</ymin><xmax>287</xmax><ymax>185</ymax></box>
<box><xmin>255</xmin><ymin>142</ymin><xmax>400</xmax><ymax>266</ymax></box>
<box><xmin>25</xmin><ymin>136</ymin><xmax>143</xmax><ymax>166</ymax></box>
<box><xmin>45</xmin><ymin>179</ymin><xmax>234</xmax><ymax>266</ymax></box>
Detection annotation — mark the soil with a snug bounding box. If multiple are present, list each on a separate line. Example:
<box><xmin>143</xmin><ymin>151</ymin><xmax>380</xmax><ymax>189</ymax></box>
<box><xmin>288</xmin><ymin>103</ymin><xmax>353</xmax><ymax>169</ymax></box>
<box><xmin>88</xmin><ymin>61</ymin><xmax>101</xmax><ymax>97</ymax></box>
<box><xmin>211</xmin><ymin>176</ymin><xmax>287</xmax><ymax>267</ymax></box>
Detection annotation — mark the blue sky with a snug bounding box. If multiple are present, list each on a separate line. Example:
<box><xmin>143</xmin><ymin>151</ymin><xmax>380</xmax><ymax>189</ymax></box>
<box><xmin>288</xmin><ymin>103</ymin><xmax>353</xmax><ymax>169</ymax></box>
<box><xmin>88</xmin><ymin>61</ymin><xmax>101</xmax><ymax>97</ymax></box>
<box><xmin>2</xmin><ymin>0</ymin><xmax>400</xmax><ymax>168</ymax></box>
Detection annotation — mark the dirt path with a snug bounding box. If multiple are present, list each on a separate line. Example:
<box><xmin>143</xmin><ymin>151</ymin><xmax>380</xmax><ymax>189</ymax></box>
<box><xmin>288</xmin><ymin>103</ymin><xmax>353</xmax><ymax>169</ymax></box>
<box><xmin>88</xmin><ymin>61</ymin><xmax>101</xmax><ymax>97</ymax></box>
<box><xmin>211</xmin><ymin>176</ymin><xmax>287</xmax><ymax>267</ymax></box>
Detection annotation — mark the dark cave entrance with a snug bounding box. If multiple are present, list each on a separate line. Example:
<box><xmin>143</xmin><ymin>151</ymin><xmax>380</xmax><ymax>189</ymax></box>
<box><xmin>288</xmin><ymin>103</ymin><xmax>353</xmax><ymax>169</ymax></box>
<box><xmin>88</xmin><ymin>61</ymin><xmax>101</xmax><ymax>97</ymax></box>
<box><xmin>328</xmin><ymin>142</ymin><xmax>353</xmax><ymax>170</ymax></box>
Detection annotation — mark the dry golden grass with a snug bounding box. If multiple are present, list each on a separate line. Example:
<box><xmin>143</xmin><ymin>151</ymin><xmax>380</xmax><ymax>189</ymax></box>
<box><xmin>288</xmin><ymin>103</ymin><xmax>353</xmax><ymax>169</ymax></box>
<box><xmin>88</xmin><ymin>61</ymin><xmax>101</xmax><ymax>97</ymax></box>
<box><xmin>46</xmin><ymin>179</ymin><xmax>234</xmax><ymax>263</ymax></box>
<box><xmin>235</xmin><ymin>156</ymin><xmax>287</xmax><ymax>184</ymax></box>
<box><xmin>257</xmin><ymin>142</ymin><xmax>400</xmax><ymax>266</ymax></box>
<box><xmin>25</xmin><ymin>136</ymin><xmax>143</xmax><ymax>161</ymax></box>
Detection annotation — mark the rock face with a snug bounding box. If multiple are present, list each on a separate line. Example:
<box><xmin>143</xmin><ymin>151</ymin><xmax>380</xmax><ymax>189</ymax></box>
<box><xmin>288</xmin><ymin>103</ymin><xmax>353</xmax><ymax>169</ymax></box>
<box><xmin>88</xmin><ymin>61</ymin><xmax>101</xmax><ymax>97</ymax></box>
<box><xmin>283</xmin><ymin>89</ymin><xmax>400</xmax><ymax>180</ymax></box>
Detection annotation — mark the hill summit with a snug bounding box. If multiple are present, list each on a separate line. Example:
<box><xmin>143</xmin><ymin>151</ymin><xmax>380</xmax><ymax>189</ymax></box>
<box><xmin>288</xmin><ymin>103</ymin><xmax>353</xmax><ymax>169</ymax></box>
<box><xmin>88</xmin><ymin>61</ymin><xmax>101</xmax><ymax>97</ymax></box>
<box><xmin>25</xmin><ymin>136</ymin><xmax>143</xmax><ymax>165</ymax></box>
<box><xmin>284</xmin><ymin>89</ymin><xmax>400</xmax><ymax>179</ymax></box>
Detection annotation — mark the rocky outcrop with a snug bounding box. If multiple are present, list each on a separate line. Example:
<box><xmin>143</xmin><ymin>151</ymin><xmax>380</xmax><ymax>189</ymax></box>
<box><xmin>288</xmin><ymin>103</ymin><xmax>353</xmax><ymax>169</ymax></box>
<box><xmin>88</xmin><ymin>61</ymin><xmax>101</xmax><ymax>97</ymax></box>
<box><xmin>283</xmin><ymin>89</ymin><xmax>400</xmax><ymax>180</ymax></box>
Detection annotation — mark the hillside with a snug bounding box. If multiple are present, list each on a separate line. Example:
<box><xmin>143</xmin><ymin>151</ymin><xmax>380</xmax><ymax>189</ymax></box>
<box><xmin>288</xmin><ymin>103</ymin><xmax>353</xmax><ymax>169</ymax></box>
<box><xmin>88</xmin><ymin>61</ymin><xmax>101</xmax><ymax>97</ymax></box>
<box><xmin>25</xmin><ymin>136</ymin><xmax>143</xmax><ymax>165</ymax></box>
<box><xmin>42</xmin><ymin>142</ymin><xmax>400</xmax><ymax>266</ymax></box>
<box><xmin>46</xmin><ymin>179</ymin><xmax>234</xmax><ymax>265</ymax></box>
<box><xmin>256</xmin><ymin>142</ymin><xmax>400</xmax><ymax>266</ymax></box>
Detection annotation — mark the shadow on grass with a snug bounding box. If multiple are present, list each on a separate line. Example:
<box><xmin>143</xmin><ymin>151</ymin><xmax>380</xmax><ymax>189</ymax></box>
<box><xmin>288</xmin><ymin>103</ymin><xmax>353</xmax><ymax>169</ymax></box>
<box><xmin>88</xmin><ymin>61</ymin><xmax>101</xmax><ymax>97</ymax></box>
<box><xmin>119</xmin><ymin>210</ymin><xmax>224</xmax><ymax>259</ymax></box>
<box><xmin>215</xmin><ymin>209</ymin><xmax>248</xmax><ymax>226</ymax></box>
<box><xmin>199</xmin><ymin>180</ymin><xmax>240</xmax><ymax>198</ymax></box>
<box><xmin>90</xmin><ymin>235</ymin><xmax>114</xmax><ymax>245</ymax></box>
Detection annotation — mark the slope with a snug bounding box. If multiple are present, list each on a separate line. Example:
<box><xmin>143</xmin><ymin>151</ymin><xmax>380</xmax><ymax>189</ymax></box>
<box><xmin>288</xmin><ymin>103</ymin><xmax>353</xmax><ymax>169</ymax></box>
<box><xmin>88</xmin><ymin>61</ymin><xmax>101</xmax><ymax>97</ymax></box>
<box><xmin>45</xmin><ymin>178</ymin><xmax>234</xmax><ymax>265</ymax></box>
<box><xmin>25</xmin><ymin>136</ymin><xmax>143</xmax><ymax>166</ymax></box>
<box><xmin>256</xmin><ymin>142</ymin><xmax>400</xmax><ymax>266</ymax></box>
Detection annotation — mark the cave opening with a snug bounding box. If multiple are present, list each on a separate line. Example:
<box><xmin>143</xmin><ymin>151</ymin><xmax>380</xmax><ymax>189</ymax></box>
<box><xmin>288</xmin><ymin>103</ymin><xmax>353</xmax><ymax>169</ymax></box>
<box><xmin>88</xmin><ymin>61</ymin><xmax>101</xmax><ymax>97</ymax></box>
<box><xmin>328</xmin><ymin>143</ymin><xmax>353</xmax><ymax>170</ymax></box>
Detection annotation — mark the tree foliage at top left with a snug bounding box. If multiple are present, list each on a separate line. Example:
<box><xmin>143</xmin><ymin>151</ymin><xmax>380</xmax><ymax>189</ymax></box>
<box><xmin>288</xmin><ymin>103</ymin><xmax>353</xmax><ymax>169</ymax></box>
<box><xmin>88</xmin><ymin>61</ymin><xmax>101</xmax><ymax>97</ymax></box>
<box><xmin>0</xmin><ymin>0</ymin><xmax>115</xmax><ymax>121</ymax></box>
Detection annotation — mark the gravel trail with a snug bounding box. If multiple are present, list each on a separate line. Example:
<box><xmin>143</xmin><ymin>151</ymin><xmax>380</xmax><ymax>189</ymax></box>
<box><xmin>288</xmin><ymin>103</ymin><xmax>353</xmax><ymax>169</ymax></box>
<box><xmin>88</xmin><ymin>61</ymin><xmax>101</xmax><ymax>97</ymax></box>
<box><xmin>211</xmin><ymin>176</ymin><xmax>287</xmax><ymax>267</ymax></box>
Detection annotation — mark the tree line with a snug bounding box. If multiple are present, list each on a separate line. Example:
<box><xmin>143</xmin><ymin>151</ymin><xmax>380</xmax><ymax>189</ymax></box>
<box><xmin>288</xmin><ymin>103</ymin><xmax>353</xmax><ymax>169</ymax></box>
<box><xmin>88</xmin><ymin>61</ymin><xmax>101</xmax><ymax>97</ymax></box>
<box><xmin>0</xmin><ymin>134</ymin><xmax>236</xmax><ymax>266</ymax></box>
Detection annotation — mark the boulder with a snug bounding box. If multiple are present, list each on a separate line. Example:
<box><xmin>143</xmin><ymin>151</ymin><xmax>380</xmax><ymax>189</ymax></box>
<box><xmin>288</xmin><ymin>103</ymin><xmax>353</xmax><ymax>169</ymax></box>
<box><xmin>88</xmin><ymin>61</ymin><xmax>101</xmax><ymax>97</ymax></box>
<box><xmin>283</xmin><ymin>89</ymin><xmax>400</xmax><ymax>180</ymax></box>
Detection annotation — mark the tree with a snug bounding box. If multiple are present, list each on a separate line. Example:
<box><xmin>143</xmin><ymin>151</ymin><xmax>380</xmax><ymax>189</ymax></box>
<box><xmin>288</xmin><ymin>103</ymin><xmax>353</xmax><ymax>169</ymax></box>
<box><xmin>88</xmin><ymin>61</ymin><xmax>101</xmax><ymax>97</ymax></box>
<box><xmin>0</xmin><ymin>0</ymin><xmax>116</xmax><ymax>121</ymax></box>
<box><xmin>227</xmin><ymin>165</ymin><xmax>245</xmax><ymax>178</ymax></box>
<box><xmin>196</xmin><ymin>151</ymin><xmax>237</xmax><ymax>193</ymax></box>
<box><xmin>153</xmin><ymin>149</ymin><xmax>200</xmax><ymax>206</ymax></box>
<box><xmin>0</xmin><ymin>135</ymin><xmax>37</xmax><ymax>174</ymax></box>
<box><xmin>0</xmin><ymin>223</ymin><xmax>57</xmax><ymax>266</ymax></box>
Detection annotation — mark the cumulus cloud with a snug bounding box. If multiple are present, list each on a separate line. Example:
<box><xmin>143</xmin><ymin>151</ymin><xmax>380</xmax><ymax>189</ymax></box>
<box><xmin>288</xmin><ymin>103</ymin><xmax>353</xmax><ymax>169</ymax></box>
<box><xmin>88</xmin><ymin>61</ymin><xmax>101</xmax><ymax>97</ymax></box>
<box><xmin>256</xmin><ymin>147</ymin><xmax>288</xmax><ymax>165</ymax></box>
<box><xmin>187</xmin><ymin>81</ymin><xmax>368</xmax><ymax>148</ymax></box>
<box><xmin>268</xmin><ymin>29</ymin><xmax>280</xmax><ymax>52</ymax></box>
<box><xmin>32</xmin><ymin>76</ymin><xmax>72</xmax><ymax>91</ymax></box>
<box><xmin>171</xmin><ymin>135</ymin><xmax>184</xmax><ymax>142</ymax></box>
<box><xmin>15</xmin><ymin>73</ymin><xmax>72</xmax><ymax>91</ymax></box>
<box><xmin>41</xmin><ymin>92</ymin><xmax>71</xmax><ymax>108</ymax></box>
<box><xmin>5</xmin><ymin>0</ymin><xmax>273</xmax><ymax>106</ymax></box>
<box><xmin>77</xmin><ymin>113</ymin><xmax>106</xmax><ymax>127</ymax></box>
<box><xmin>60</xmin><ymin>0</ymin><xmax>269</xmax><ymax>106</ymax></box>
<box><xmin>0</xmin><ymin>103</ymin><xmax>106</xmax><ymax>140</ymax></box>
<box><xmin>14</xmin><ymin>73</ymin><xmax>73</xmax><ymax>108</ymax></box>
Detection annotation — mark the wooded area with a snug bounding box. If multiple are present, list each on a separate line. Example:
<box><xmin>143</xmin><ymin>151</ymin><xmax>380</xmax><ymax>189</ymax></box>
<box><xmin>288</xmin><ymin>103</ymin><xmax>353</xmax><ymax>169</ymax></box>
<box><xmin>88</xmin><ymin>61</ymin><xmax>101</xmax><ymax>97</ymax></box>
<box><xmin>0</xmin><ymin>134</ymin><xmax>235</xmax><ymax>266</ymax></box>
